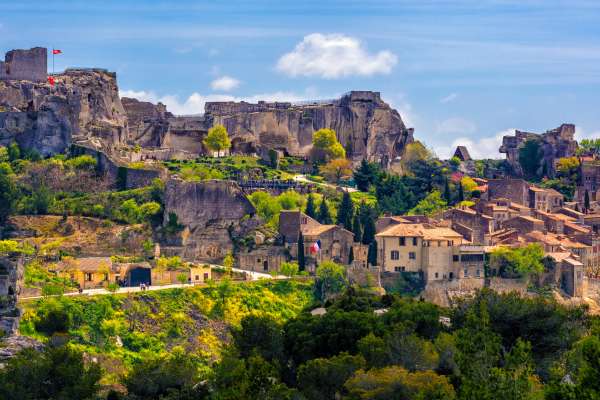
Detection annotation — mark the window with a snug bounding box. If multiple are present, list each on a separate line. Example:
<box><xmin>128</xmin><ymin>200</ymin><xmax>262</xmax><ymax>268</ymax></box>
<box><xmin>409</xmin><ymin>252</ymin><xmax>416</xmax><ymax>260</ymax></box>
<box><xmin>460</xmin><ymin>254</ymin><xmax>484</xmax><ymax>262</ymax></box>
<box><xmin>399</xmin><ymin>237</ymin><xmax>406</xmax><ymax>246</ymax></box>
<box><xmin>195</xmin><ymin>275</ymin><xmax>199</xmax><ymax>281</ymax></box>
<box><xmin>394</xmin><ymin>266</ymin><xmax>405</xmax><ymax>272</ymax></box>
<box><xmin>448</xmin><ymin>241</ymin><xmax>453</xmax><ymax>246</ymax></box>
<box><xmin>85</xmin><ymin>273</ymin><xmax>93</xmax><ymax>282</ymax></box>
<box><xmin>453</xmin><ymin>255</ymin><xmax>459</xmax><ymax>262</ymax></box>
<box><xmin>464</xmin><ymin>269</ymin><xmax>468</xmax><ymax>277</ymax></box>
<box><xmin>412</xmin><ymin>237</ymin><xmax>418</xmax><ymax>246</ymax></box>
<box><xmin>435</xmin><ymin>272</ymin><xmax>439</xmax><ymax>278</ymax></box>
<box><xmin>203</xmin><ymin>273</ymin><xmax>209</xmax><ymax>280</ymax></box>
<box><xmin>257</xmin><ymin>258</ymin><xmax>261</xmax><ymax>263</ymax></box>
<box><xmin>476</xmin><ymin>269</ymin><xmax>481</xmax><ymax>277</ymax></box>
<box><xmin>391</xmin><ymin>250</ymin><xmax>399</xmax><ymax>260</ymax></box>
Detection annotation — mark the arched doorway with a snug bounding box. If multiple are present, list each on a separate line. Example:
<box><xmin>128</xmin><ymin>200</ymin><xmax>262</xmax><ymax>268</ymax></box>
<box><xmin>128</xmin><ymin>267</ymin><xmax>151</xmax><ymax>287</ymax></box>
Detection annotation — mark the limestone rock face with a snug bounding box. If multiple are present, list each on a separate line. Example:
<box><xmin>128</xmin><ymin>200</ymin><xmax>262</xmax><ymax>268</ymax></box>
<box><xmin>499</xmin><ymin>124</ymin><xmax>578</xmax><ymax>177</ymax></box>
<box><xmin>163</xmin><ymin>179</ymin><xmax>258</xmax><ymax>262</ymax></box>
<box><xmin>0</xmin><ymin>69</ymin><xmax>127</xmax><ymax>156</ymax></box>
<box><xmin>124</xmin><ymin>91</ymin><xmax>414</xmax><ymax>167</ymax></box>
<box><xmin>122</xmin><ymin>97</ymin><xmax>172</xmax><ymax>147</ymax></box>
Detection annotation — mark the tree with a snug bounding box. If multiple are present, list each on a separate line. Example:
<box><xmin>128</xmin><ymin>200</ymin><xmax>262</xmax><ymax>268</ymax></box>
<box><xmin>344</xmin><ymin>366</ymin><xmax>456</xmax><ymax>400</ymax></box>
<box><xmin>315</xmin><ymin>261</ymin><xmax>347</xmax><ymax>301</ymax></box>
<box><xmin>320</xmin><ymin>158</ymin><xmax>352</xmax><ymax>183</ymax></box>
<box><xmin>353</xmin><ymin>159</ymin><xmax>381</xmax><ymax>192</ymax></box>
<box><xmin>443</xmin><ymin>178</ymin><xmax>451</xmax><ymax>204</ymax></box>
<box><xmin>280</xmin><ymin>261</ymin><xmax>299</xmax><ymax>277</ymax></box>
<box><xmin>0</xmin><ymin>162</ymin><xmax>17</xmax><ymax>222</ymax></box>
<box><xmin>352</xmin><ymin>214</ymin><xmax>363</xmax><ymax>243</ymax></box>
<box><xmin>305</xmin><ymin>194</ymin><xmax>317</xmax><ymax>219</ymax></box>
<box><xmin>0</xmin><ymin>146</ymin><xmax>8</xmax><ymax>163</ymax></box>
<box><xmin>203</xmin><ymin>124</ymin><xmax>231</xmax><ymax>156</ymax></box>
<box><xmin>176</xmin><ymin>273</ymin><xmax>188</xmax><ymax>286</ymax></box>
<box><xmin>359</xmin><ymin>203</ymin><xmax>376</xmax><ymax>245</ymax></box>
<box><xmin>317</xmin><ymin>198</ymin><xmax>332</xmax><ymax>224</ymax></box>
<box><xmin>312</xmin><ymin>128</ymin><xmax>345</xmax><ymax>161</ymax></box>
<box><xmin>490</xmin><ymin>243</ymin><xmax>545</xmax><ymax>278</ymax></box>
<box><xmin>585</xmin><ymin>189</ymin><xmax>591</xmax><ymax>212</ymax></box>
<box><xmin>298</xmin><ymin>232</ymin><xmax>306</xmax><ymax>271</ymax></box>
<box><xmin>297</xmin><ymin>353</ymin><xmax>366</xmax><ymax>400</ymax></box>
<box><xmin>408</xmin><ymin>190</ymin><xmax>447</xmax><ymax>216</ymax></box>
<box><xmin>0</xmin><ymin>345</ymin><xmax>102</xmax><ymax>400</ymax></box>
<box><xmin>337</xmin><ymin>191</ymin><xmax>354</xmax><ymax>230</ymax></box>
<box><xmin>457</xmin><ymin>182</ymin><xmax>464</xmax><ymax>202</ymax></box>
<box><xmin>223</xmin><ymin>252</ymin><xmax>235</xmax><ymax>275</ymax></box>
<box><xmin>519</xmin><ymin>139</ymin><xmax>543</xmax><ymax>180</ymax></box>
<box><xmin>233</xmin><ymin>315</ymin><xmax>285</xmax><ymax>363</ymax></box>
<box><xmin>367</xmin><ymin>241</ymin><xmax>377</xmax><ymax>266</ymax></box>
<box><xmin>7</xmin><ymin>141</ymin><xmax>20</xmax><ymax>161</ymax></box>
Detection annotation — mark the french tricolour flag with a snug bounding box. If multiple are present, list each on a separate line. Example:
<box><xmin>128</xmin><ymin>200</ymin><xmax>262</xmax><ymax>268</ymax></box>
<box><xmin>310</xmin><ymin>240</ymin><xmax>321</xmax><ymax>254</ymax></box>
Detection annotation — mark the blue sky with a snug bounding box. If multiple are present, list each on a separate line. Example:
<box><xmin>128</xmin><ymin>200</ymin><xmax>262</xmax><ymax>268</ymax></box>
<box><xmin>2</xmin><ymin>0</ymin><xmax>600</xmax><ymax>158</ymax></box>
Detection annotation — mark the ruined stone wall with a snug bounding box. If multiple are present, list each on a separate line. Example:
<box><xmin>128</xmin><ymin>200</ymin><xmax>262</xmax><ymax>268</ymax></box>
<box><xmin>0</xmin><ymin>47</ymin><xmax>47</xmax><ymax>82</ymax></box>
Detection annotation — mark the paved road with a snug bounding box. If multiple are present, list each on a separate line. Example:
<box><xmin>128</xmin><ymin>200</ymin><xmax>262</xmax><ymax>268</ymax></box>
<box><xmin>293</xmin><ymin>174</ymin><xmax>357</xmax><ymax>192</ymax></box>
<box><xmin>20</xmin><ymin>266</ymin><xmax>287</xmax><ymax>300</ymax></box>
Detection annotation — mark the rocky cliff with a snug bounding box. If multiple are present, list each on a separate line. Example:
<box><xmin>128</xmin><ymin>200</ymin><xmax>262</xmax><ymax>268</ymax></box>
<box><xmin>162</xmin><ymin>179</ymin><xmax>260</xmax><ymax>262</ymax></box>
<box><xmin>0</xmin><ymin>68</ymin><xmax>127</xmax><ymax>156</ymax></box>
<box><xmin>124</xmin><ymin>91</ymin><xmax>414</xmax><ymax>166</ymax></box>
<box><xmin>499</xmin><ymin>124</ymin><xmax>578</xmax><ymax>177</ymax></box>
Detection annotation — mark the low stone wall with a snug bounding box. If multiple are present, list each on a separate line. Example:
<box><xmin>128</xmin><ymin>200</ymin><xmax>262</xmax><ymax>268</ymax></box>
<box><xmin>585</xmin><ymin>277</ymin><xmax>600</xmax><ymax>299</ymax></box>
<box><xmin>487</xmin><ymin>277</ymin><xmax>528</xmax><ymax>294</ymax></box>
<box><xmin>121</xmin><ymin>167</ymin><xmax>165</xmax><ymax>190</ymax></box>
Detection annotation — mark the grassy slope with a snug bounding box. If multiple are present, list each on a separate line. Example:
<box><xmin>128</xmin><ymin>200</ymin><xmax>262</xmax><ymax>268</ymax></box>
<box><xmin>18</xmin><ymin>279</ymin><xmax>315</xmax><ymax>384</ymax></box>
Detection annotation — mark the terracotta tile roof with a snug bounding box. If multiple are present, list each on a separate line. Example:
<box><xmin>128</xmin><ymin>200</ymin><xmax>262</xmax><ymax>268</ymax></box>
<box><xmin>546</xmin><ymin>252</ymin><xmax>571</xmax><ymax>262</ymax></box>
<box><xmin>376</xmin><ymin>223</ymin><xmax>462</xmax><ymax>240</ymax></box>
<box><xmin>302</xmin><ymin>224</ymin><xmax>336</xmax><ymax>236</ymax></box>
<box><xmin>58</xmin><ymin>257</ymin><xmax>112</xmax><ymax>273</ymax></box>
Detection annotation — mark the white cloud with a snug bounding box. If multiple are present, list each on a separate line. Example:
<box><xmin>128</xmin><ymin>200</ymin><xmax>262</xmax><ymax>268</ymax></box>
<box><xmin>435</xmin><ymin>117</ymin><xmax>477</xmax><ymax>135</ymax></box>
<box><xmin>276</xmin><ymin>33</ymin><xmax>397</xmax><ymax>79</ymax></box>
<box><xmin>440</xmin><ymin>92</ymin><xmax>458</xmax><ymax>104</ymax></box>
<box><xmin>210</xmin><ymin>76</ymin><xmax>240</xmax><ymax>91</ymax></box>
<box><xmin>575</xmin><ymin>126</ymin><xmax>600</xmax><ymax>141</ymax></box>
<box><xmin>120</xmin><ymin>89</ymin><xmax>310</xmax><ymax>116</ymax></box>
<box><xmin>434</xmin><ymin>128</ymin><xmax>514</xmax><ymax>160</ymax></box>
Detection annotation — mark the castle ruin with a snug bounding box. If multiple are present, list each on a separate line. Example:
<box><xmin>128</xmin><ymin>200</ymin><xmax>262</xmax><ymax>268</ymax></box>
<box><xmin>0</xmin><ymin>47</ymin><xmax>47</xmax><ymax>82</ymax></box>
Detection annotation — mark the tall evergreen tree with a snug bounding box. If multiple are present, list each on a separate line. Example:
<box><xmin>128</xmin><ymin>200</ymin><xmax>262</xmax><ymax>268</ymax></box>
<box><xmin>318</xmin><ymin>198</ymin><xmax>333</xmax><ymax>224</ymax></box>
<box><xmin>457</xmin><ymin>182</ymin><xmax>464</xmax><ymax>203</ymax></box>
<box><xmin>367</xmin><ymin>240</ymin><xmax>377</xmax><ymax>266</ymax></box>
<box><xmin>353</xmin><ymin>159</ymin><xmax>379</xmax><ymax>192</ymax></box>
<box><xmin>305</xmin><ymin>194</ymin><xmax>317</xmax><ymax>219</ymax></box>
<box><xmin>352</xmin><ymin>214</ymin><xmax>362</xmax><ymax>243</ymax></box>
<box><xmin>298</xmin><ymin>232</ymin><xmax>305</xmax><ymax>271</ymax></box>
<box><xmin>585</xmin><ymin>190</ymin><xmax>591</xmax><ymax>213</ymax></box>
<box><xmin>362</xmin><ymin>211</ymin><xmax>376</xmax><ymax>246</ymax></box>
<box><xmin>443</xmin><ymin>178</ymin><xmax>452</xmax><ymax>205</ymax></box>
<box><xmin>336</xmin><ymin>191</ymin><xmax>354</xmax><ymax>230</ymax></box>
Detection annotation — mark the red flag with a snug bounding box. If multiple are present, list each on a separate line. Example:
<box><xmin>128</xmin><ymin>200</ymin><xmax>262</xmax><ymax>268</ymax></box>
<box><xmin>47</xmin><ymin>76</ymin><xmax>55</xmax><ymax>86</ymax></box>
<box><xmin>52</xmin><ymin>49</ymin><xmax>62</xmax><ymax>55</ymax></box>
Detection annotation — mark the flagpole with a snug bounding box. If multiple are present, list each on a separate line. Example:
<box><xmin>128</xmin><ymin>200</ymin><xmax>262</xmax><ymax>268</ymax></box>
<box><xmin>52</xmin><ymin>49</ymin><xmax>55</xmax><ymax>74</ymax></box>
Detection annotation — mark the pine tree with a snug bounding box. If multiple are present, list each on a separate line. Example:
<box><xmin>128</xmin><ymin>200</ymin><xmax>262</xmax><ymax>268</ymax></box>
<box><xmin>367</xmin><ymin>240</ymin><xmax>377</xmax><ymax>266</ymax></box>
<box><xmin>348</xmin><ymin>246</ymin><xmax>354</xmax><ymax>265</ymax></box>
<box><xmin>443</xmin><ymin>178</ymin><xmax>452</xmax><ymax>205</ymax></box>
<box><xmin>585</xmin><ymin>190</ymin><xmax>591</xmax><ymax>213</ymax></box>
<box><xmin>318</xmin><ymin>198</ymin><xmax>333</xmax><ymax>224</ymax></box>
<box><xmin>352</xmin><ymin>214</ymin><xmax>362</xmax><ymax>243</ymax></box>
<box><xmin>458</xmin><ymin>182</ymin><xmax>464</xmax><ymax>203</ymax></box>
<box><xmin>305</xmin><ymin>194</ymin><xmax>317</xmax><ymax>219</ymax></box>
<box><xmin>298</xmin><ymin>232</ymin><xmax>305</xmax><ymax>271</ymax></box>
<box><xmin>337</xmin><ymin>191</ymin><xmax>354</xmax><ymax>230</ymax></box>
<box><xmin>353</xmin><ymin>159</ymin><xmax>378</xmax><ymax>192</ymax></box>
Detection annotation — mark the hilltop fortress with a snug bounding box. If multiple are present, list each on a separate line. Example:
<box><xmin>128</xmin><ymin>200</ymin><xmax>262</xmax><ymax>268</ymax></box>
<box><xmin>0</xmin><ymin>47</ymin><xmax>414</xmax><ymax>166</ymax></box>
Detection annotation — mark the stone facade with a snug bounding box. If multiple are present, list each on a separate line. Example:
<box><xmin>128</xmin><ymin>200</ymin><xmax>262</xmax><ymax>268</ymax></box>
<box><xmin>0</xmin><ymin>47</ymin><xmax>47</xmax><ymax>82</ymax></box>
<box><xmin>237</xmin><ymin>247</ymin><xmax>288</xmax><ymax>273</ymax></box>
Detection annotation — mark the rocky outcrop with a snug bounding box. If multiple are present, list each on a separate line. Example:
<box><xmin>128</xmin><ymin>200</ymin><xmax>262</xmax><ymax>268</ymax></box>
<box><xmin>162</xmin><ymin>179</ymin><xmax>259</xmax><ymax>262</ymax></box>
<box><xmin>499</xmin><ymin>124</ymin><xmax>578</xmax><ymax>177</ymax></box>
<box><xmin>122</xmin><ymin>97</ymin><xmax>172</xmax><ymax>147</ymax></box>
<box><xmin>123</xmin><ymin>91</ymin><xmax>414</xmax><ymax>167</ymax></box>
<box><xmin>0</xmin><ymin>68</ymin><xmax>127</xmax><ymax>156</ymax></box>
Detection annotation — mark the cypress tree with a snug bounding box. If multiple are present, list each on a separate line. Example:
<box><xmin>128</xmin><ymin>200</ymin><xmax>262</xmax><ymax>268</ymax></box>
<box><xmin>585</xmin><ymin>190</ymin><xmax>591</xmax><ymax>213</ymax></box>
<box><xmin>352</xmin><ymin>214</ymin><xmax>362</xmax><ymax>243</ymax></box>
<box><xmin>367</xmin><ymin>240</ymin><xmax>377</xmax><ymax>266</ymax></box>
<box><xmin>337</xmin><ymin>191</ymin><xmax>354</xmax><ymax>230</ymax></box>
<box><xmin>353</xmin><ymin>159</ymin><xmax>373</xmax><ymax>192</ymax></box>
<box><xmin>443</xmin><ymin>178</ymin><xmax>452</xmax><ymax>205</ymax></box>
<box><xmin>318</xmin><ymin>198</ymin><xmax>333</xmax><ymax>224</ymax></box>
<box><xmin>458</xmin><ymin>182</ymin><xmax>464</xmax><ymax>203</ymax></box>
<box><xmin>305</xmin><ymin>194</ymin><xmax>317</xmax><ymax>219</ymax></box>
<box><xmin>298</xmin><ymin>232</ymin><xmax>305</xmax><ymax>271</ymax></box>
<box><xmin>362</xmin><ymin>207</ymin><xmax>376</xmax><ymax>245</ymax></box>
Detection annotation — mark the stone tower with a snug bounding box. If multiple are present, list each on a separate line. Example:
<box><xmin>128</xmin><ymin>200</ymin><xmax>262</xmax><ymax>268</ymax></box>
<box><xmin>0</xmin><ymin>47</ymin><xmax>47</xmax><ymax>82</ymax></box>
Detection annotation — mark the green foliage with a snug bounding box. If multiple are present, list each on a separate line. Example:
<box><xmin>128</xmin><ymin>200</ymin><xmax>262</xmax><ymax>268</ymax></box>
<box><xmin>337</xmin><ymin>190</ymin><xmax>354</xmax><ymax>230</ymax></box>
<box><xmin>0</xmin><ymin>239</ymin><xmax>34</xmax><ymax>255</ymax></box>
<box><xmin>249</xmin><ymin>190</ymin><xmax>307</xmax><ymax>227</ymax></box>
<box><xmin>179</xmin><ymin>164</ymin><xmax>225</xmax><ymax>181</ymax></box>
<box><xmin>204</xmin><ymin>124</ymin><xmax>231</xmax><ymax>155</ymax></box>
<box><xmin>490</xmin><ymin>244</ymin><xmax>545</xmax><ymax>278</ymax></box>
<box><xmin>353</xmin><ymin>159</ymin><xmax>382</xmax><ymax>192</ymax></box>
<box><xmin>0</xmin><ymin>345</ymin><xmax>102</xmax><ymax>400</ymax></box>
<box><xmin>312</xmin><ymin>128</ymin><xmax>346</xmax><ymax>161</ymax></box>
<box><xmin>408</xmin><ymin>190</ymin><xmax>447</xmax><ymax>216</ymax></box>
<box><xmin>64</xmin><ymin>154</ymin><xmax>97</xmax><ymax>170</ymax></box>
<box><xmin>0</xmin><ymin>162</ymin><xmax>17</xmax><ymax>222</ymax></box>
<box><xmin>156</xmin><ymin>256</ymin><xmax>184</xmax><ymax>270</ymax></box>
<box><xmin>280</xmin><ymin>261</ymin><xmax>300</xmax><ymax>277</ymax></box>
<box><xmin>519</xmin><ymin>139</ymin><xmax>543</xmax><ymax>180</ymax></box>
<box><xmin>578</xmin><ymin>138</ymin><xmax>600</xmax><ymax>156</ymax></box>
<box><xmin>317</xmin><ymin>197</ymin><xmax>333</xmax><ymax>224</ymax></box>
<box><xmin>233</xmin><ymin>314</ymin><xmax>285</xmax><ymax>362</ymax></box>
<box><xmin>305</xmin><ymin>193</ymin><xmax>317</xmax><ymax>218</ymax></box>
<box><xmin>315</xmin><ymin>261</ymin><xmax>348</xmax><ymax>301</ymax></box>
<box><xmin>297</xmin><ymin>353</ymin><xmax>366</xmax><ymax>400</ymax></box>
